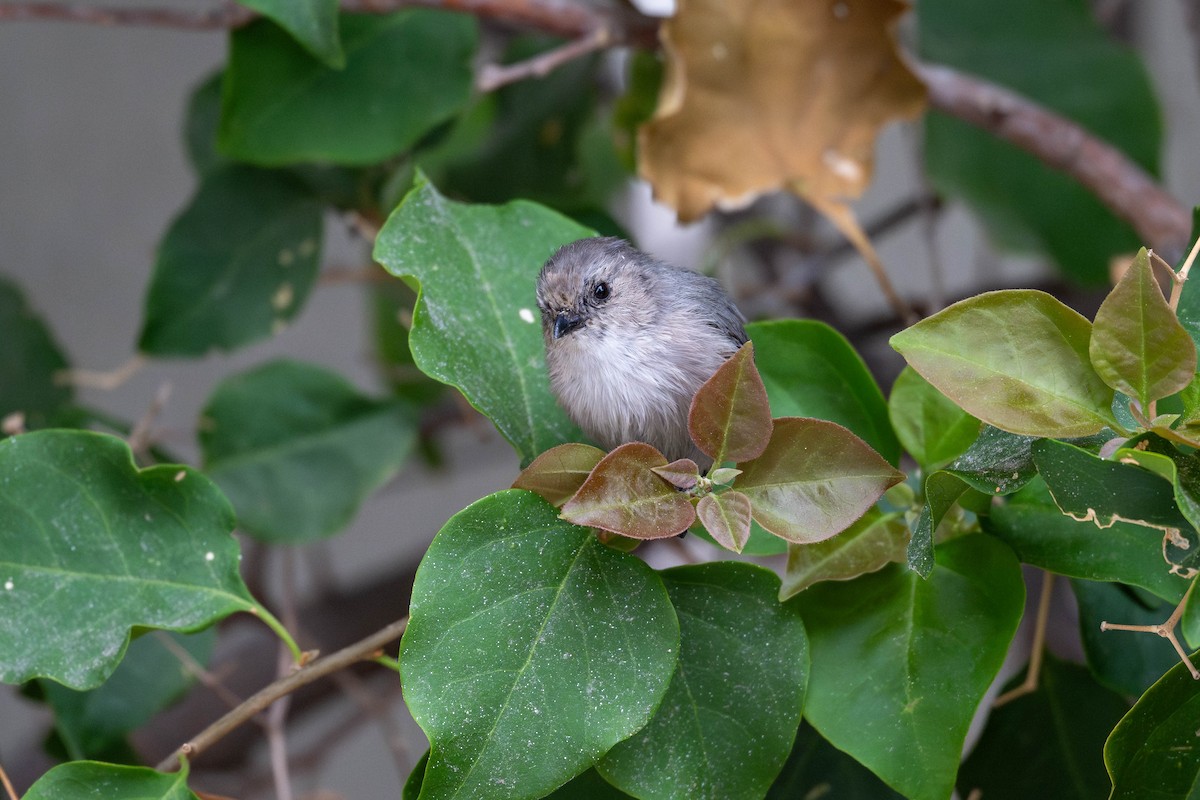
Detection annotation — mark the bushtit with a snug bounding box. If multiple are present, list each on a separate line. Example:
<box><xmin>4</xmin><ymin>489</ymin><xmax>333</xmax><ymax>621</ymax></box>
<box><xmin>536</xmin><ymin>236</ymin><xmax>748</xmax><ymax>468</ymax></box>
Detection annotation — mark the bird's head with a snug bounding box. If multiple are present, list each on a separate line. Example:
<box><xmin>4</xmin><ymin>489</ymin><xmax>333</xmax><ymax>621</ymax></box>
<box><xmin>536</xmin><ymin>237</ymin><xmax>646</xmax><ymax>344</ymax></box>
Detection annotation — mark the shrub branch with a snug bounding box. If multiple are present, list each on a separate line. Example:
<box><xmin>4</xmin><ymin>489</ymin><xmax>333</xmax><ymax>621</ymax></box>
<box><xmin>155</xmin><ymin>616</ymin><xmax>409</xmax><ymax>772</ymax></box>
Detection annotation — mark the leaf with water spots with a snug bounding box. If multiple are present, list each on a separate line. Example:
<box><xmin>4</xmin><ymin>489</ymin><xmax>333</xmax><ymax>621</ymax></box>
<box><xmin>399</xmin><ymin>490</ymin><xmax>679</xmax><ymax>800</ymax></box>
<box><xmin>792</xmin><ymin>535</ymin><xmax>1024</xmax><ymax>800</ymax></box>
<box><xmin>138</xmin><ymin>164</ymin><xmax>323</xmax><ymax>357</ymax></box>
<box><xmin>23</xmin><ymin>761</ymin><xmax>201</xmax><ymax>800</ymax></box>
<box><xmin>0</xmin><ymin>430</ymin><xmax>268</xmax><ymax>690</ymax></box>
<box><xmin>599</xmin><ymin>563</ymin><xmax>807</xmax><ymax>800</ymax></box>
<box><xmin>374</xmin><ymin>176</ymin><xmax>591</xmax><ymax>464</ymax></box>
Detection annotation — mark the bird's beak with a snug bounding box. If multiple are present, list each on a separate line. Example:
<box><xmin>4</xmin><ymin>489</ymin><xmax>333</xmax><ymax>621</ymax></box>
<box><xmin>553</xmin><ymin>311</ymin><xmax>583</xmax><ymax>340</ymax></box>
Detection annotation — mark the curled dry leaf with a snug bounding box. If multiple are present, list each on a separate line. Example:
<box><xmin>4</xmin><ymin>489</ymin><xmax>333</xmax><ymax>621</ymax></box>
<box><xmin>512</xmin><ymin>443</ymin><xmax>607</xmax><ymax>507</ymax></box>
<box><xmin>688</xmin><ymin>341</ymin><xmax>772</xmax><ymax>466</ymax></box>
<box><xmin>561</xmin><ymin>443</ymin><xmax>697</xmax><ymax>539</ymax></box>
<box><xmin>697</xmin><ymin>490</ymin><xmax>753</xmax><ymax>552</ymax></box>
<box><xmin>639</xmin><ymin>0</ymin><xmax>926</xmax><ymax>220</ymax></box>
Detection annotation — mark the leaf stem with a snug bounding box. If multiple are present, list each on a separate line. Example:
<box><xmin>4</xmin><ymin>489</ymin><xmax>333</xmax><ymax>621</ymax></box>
<box><xmin>156</xmin><ymin>616</ymin><xmax>409</xmax><ymax>772</ymax></box>
<box><xmin>249</xmin><ymin>602</ymin><xmax>305</xmax><ymax>665</ymax></box>
<box><xmin>1168</xmin><ymin>233</ymin><xmax>1200</xmax><ymax>313</ymax></box>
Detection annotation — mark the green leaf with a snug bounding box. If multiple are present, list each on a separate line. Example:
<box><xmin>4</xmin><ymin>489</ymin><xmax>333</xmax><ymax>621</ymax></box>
<box><xmin>781</xmin><ymin>509</ymin><xmax>908</xmax><ymax>600</ymax></box>
<box><xmin>985</xmin><ymin>478</ymin><xmax>1189</xmax><ymax>602</ymax></box>
<box><xmin>23</xmin><ymin>761</ymin><xmax>199</xmax><ymax>800</ymax></box>
<box><xmin>220</xmin><ymin>12</ymin><xmax>476</xmax><ymax>165</ymax></box>
<box><xmin>399</xmin><ymin>490</ymin><xmax>679</xmax><ymax>800</ymax></box>
<box><xmin>200</xmin><ymin>360</ymin><xmax>415</xmax><ymax>543</ymax></box>
<box><xmin>1115</xmin><ymin>433</ymin><xmax>1200</xmax><ymax>535</ymax></box>
<box><xmin>1179</xmin><ymin>373</ymin><xmax>1200</xmax><ymax>426</ymax></box>
<box><xmin>1105</xmin><ymin>655</ymin><xmax>1200</xmax><ymax>799</ymax></box>
<box><xmin>957</xmin><ymin>654</ymin><xmax>1129</xmax><ymax>800</ymax></box>
<box><xmin>767</xmin><ymin>723</ymin><xmax>905</xmax><ymax>799</ymax></box>
<box><xmin>1071</xmin><ymin>580</ymin><xmax>1179</xmax><ymax>697</ymax></box>
<box><xmin>695</xmin><ymin>490</ymin><xmax>752</xmax><ymax>553</ymax></box>
<box><xmin>1091</xmin><ymin>249</ymin><xmax>1196</xmax><ymax>410</ymax></box>
<box><xmin>560</xmin><ymin>443</ymin><xmax>696</xmax><ymax>539</ymax></box>
<box><xmin>0</xmin><ymin>431</ymin><xmax>262</xmax><ymax>689</ymax></box>
<box><xmin>599</xmin><ymin>563</ymin><xmax>807</xmax><ymax>800</ymax></box>
<box><xmin>941</xmin><ymin>424</ymin><xmax>1040</xmax><ymax>495</ymax></box>
<box><xmin>890</xmin><ymin>290</ymin><xmax>1116</xmax><ymax>437</ymax></box>
<box><xmin>138</xmin><ymin>165</ymin><xmax>323</xmax><ymax>357</ymax></box>
<box><xmin>0</xmin><ymin>276</ymin><xmax>73</xmax><ymax>432</ymax></box>
<box><xmin>688</xmin><ymin>341</ymin><xmax>771</xmax><ymax>467</ymax></box>
<box><xmin>909</xmin><ymin>471</ymin><xmax>970</xmax><ymax>578</ymax></box>
<box><xmin>793</xmin><ymin>534</ymin><xmax>1024</xmax><ymax>800</ymax></box>
<box><xmin>1032</xmin><ymin>438</ymin><xmax>1192</xmax><ymax>536</ymax></box>
<box><xmin>40</xmin><ymin>630</ymin><xmax>214</xmax><ymax>760</ymax></box>
<box><xmin>887</xmin><ymin>366</ymin><xmax>980</xmax><ymax>470</ymax></box>
<box><xmin>738</xmin><ymin>417</ymin><xmax>904</xmax><ymax>544</ymax></box>
<box><xmin>236</xmin><ymin>0</ymin><xmax>342</xmax><ymax>67</ymax></box>
<box><xmin>183</xmin><ymin>70</ymin><xmax>227</xmax><ymax>175</ymax></box>
<box><xmin>545</xmin><ymin>769</ymin><xmax>636</xmax><ymax>799</ymax></box>
<box><xmin>748</xmin><ymin>320</ymin><xmax>899</xmax><ymax>465</ymax></box>
<box><xmin>919</xmin><ymin>0</ymin><xmax>1160</xmax><ymax>283</ymax></box>
<box><xmin>373</xmin><ymin>176</ymin><xmax>591</xmax><ymax>464</ymax></box>
<box><xmin>512</xmin><ymin>443</ymin><xmax>606</xmax><ymax>507</ymax></box>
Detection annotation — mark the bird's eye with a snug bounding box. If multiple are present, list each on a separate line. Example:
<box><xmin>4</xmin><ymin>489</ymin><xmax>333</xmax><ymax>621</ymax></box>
<box><xmin>592</xmin><ymin>282</ymin><xmax>610</xmax><ymax>301</ymax></box>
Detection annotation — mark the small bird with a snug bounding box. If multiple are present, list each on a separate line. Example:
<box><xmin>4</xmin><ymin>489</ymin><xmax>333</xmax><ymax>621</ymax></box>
<box><xmin>536</xmin><ymin>236</ymin><xmax>748</xmax><ymax>468</ymax></box>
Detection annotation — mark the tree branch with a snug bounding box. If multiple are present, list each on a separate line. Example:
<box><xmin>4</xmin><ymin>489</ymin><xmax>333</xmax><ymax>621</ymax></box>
<box><xmin>5</xmin><ymin>2</ymin><xmax>1186</xmax><ymax>262</ymax></box>
<box><xmin>155</xmin><ymin>616</ymin><xmax>409</xmax><ymax>772</ymax></box>
<box><xmin>916</xmin><ymin>62</ymin><xmax>1192</xmax><ymax>262</ymax></box>
<box><xmin>0</xmin><ymin>0</ymin><xmax>660</xmax><ymax>45</ymax></box>
<box><xmin>477</xmin><ymin>25</ymin><xmax>611</xmax><ymax>92</ymax></box>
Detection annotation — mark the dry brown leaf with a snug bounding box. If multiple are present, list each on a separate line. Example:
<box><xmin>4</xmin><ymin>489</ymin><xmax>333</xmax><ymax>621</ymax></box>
<box><xmin>639</xmin><ymin>0</ymin><xmax>926</xmax><ymax>220</ymax></box>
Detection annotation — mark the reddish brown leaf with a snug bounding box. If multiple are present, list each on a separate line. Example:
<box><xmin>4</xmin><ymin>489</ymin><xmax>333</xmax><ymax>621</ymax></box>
<box><xmin>688</xmin><ymin>341</ymin><xmax>772</xmax><ymax>467</ymax></box>
<box><xmin>738</xmin><ymin>417</ymin><xmax>905</xmax><ymax>543</ymax></box>
<box><xmin>640</xmin><ymin>0</ymin><xmax>926</xmax><ymax>221</ymax></box>
<box><xmin>697</xmin><ymin>490</ymin><xmax>752</xmax><ymax>552</ymax></box>
<box><xmin>512</xmin><ymin>443</ymin><xmax>606</xmax><ymax>507</ymax></box>
<box><xmin>651</xmin><ymin>458</ymin><xmax>702</xmax><ymax>490</ymax></box>
<box><xmin>560</xmin><ymin>443</ymin><xmax>696</xmax><ymax>538</ymax></box>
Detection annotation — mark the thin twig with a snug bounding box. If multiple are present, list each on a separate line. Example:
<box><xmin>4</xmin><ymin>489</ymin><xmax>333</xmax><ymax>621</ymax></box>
<box><xmin>994</xmin><ymin>572</ymin><xmax>1055</xmax><ymax>707</ymax></box>
<box><xmin>128</xmin><ymin>381</ymin><xmax>172</xmax><ymax>460</ymax></box>
<box><xmin>264</xmin><ymin>548</ymin><xmax>301</xmax><ymax>800</ymax></box>
<box><xmin>477</xmin><ymin>26</ymin><xmax>611</xmax><ymax>92</ymax></box>
<box><xmin>333</xmin><ymin>670</ymin><xmax>410</xmax><ymax>782</ymax></box>
<box><xmin>318</xmin><ymin>265</ymin><xmax>392</xmax><ymax>286</ymax></box>
<box><xmin>156</xmin><ymin>617</ymin><xmax>409</xmax><ymax>771</ymax></box>
<box><xmin>916</xmin><ymin>63</ymin><xmax>1192</xmax><ymax>262</ymax></box>
<box><xmin>55</xmin><ymin>354</ymin><xmax>145</xmax><ymax>391</ymax></box>
<box><xmin>0</xmin><ymin>761</ymin><xmax>17</xmax><ymax>800</ymax></box>
<box><xmin>1169</xmin><ymin>233</ymin><xmax>1200</xmax><ymax>312</ymax></box>
<box><xmin>266</xmin><ymin>642</ymin><xmax>297</xmax><ymax>800</ymax></box>
<box><xmin>1102</xmin><ymin>577</ymin><xmax>1200</xmax><ymax>680</ymax></box>
<box><xmin>153</xmin><ymin>631</ymin><xmax>246</xmax><ymax>713</ymax></box>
